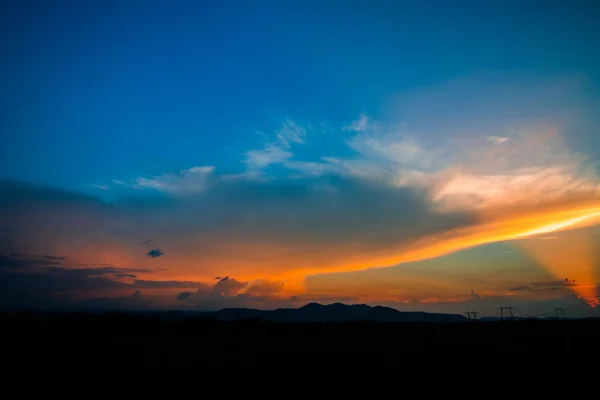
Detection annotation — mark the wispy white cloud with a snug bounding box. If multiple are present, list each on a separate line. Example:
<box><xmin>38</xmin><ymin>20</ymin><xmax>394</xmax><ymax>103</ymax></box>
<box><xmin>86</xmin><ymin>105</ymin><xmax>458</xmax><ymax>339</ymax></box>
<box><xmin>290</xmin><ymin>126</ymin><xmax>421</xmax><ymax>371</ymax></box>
<box><xmin>343</xmin><ymin>113</ymin><xmax>369</xmax><ymax>132</ymax></box>
<box><xmin>243</xmin><ymin>120</ymin><xmax>306</xmax><ymax>171</ymax></box>
<box><xmin>276</xmin><ymin>120</ymin><xmax>306</xmax><ymax>148</ymax></box>
<box><xmin>280</xmin><ymin>160</ymin><xmax>330</xmax><ymax>176</ymax></box>
<box><xmin>244</xmin><ymin>145</ymin><xmax>293</xmax><ymax>171</ymax></box>
<box><xmin>107</xmin><ymin>121</ymin><xmax>305</xmax><ymax>193</ymax></box>
<box><xmin>221</xmin><ymin>171</ymin><xmax>270</xmax><ymax>182</ymax></box>
<box><xmin>132</xmin><ymin>166</ymin><xmax>215</xmax><ymax>194</ymax></box>
<box><xmin>431</xmin><ymin>165</ymin><xmax>600</xmax><ymax>212</ymax></box>
<box><xmin>89</xmin><ymin>184</ymin><xmax>109</xmax><ymax>190</ymax></box>
<box><xmin>105</xmin><ymin>75</ymin><xmax>600</xmax><ymax>219</ymax></box>
<box><xmin>277</xmin><ymin>120</ymin><xmax>599</xmax><ymax>213</ymax></box>
<box><xmin>487</xmin><ymin>135</ymin><xmax>509</xmax><ymax>144</ymax></box>
<box><xmin>106</xmin><ymin>116</ymin><xmax>599</xmax><ymax>216</ymax></box>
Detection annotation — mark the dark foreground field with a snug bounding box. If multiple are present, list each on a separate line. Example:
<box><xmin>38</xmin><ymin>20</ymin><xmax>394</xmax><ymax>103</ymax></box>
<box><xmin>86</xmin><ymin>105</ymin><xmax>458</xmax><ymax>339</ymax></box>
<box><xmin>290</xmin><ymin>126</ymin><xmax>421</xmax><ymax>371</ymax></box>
<box><xmin>2</xmin><ymin>312</ymin><xmax>599</xmax><ymax>369</ymax></box>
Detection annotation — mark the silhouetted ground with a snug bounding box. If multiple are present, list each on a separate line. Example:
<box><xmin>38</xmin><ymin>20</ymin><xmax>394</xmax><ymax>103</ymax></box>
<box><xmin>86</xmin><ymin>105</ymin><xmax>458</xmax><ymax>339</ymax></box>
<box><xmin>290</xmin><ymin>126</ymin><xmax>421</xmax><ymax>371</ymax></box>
<box><xmin>2</xmin><ymin>311</ymin><xmax>598</xmax><ymax>370</ymax></box>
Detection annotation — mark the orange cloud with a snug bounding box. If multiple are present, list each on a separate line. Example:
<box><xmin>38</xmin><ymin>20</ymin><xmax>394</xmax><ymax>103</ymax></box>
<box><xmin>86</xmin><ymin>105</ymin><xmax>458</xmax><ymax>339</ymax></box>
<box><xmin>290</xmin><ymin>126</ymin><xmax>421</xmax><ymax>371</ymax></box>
<box><xmin>8</xmin><ymin>185</ymin><xmax>600</xmax><ymax>301</ymax></box>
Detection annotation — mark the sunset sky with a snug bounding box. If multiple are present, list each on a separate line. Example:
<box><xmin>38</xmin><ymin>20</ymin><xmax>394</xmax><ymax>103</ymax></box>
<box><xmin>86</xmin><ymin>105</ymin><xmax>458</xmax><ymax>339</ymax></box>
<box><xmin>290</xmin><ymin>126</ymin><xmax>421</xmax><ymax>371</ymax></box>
<box><xmin>1</xmin><ymin>0</ymin><xmax>599</xmax><ymax>317</ymax></box>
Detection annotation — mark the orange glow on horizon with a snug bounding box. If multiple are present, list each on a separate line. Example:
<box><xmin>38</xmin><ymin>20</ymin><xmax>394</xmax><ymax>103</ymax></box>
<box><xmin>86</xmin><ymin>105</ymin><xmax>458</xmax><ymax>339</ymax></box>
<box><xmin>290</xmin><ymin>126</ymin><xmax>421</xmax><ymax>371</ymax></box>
<box><xmin>47</xmin><ymin>196</ymin><xmax>600</xmax><ymax>305</ymax></box>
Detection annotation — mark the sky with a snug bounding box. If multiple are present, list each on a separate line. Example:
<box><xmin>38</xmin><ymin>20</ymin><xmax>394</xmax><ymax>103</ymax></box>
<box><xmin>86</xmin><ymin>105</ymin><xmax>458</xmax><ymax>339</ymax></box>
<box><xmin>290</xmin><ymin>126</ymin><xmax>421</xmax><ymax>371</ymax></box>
<box><xmin>1</xmin><ymin>0</ymin><xmax>600</xmax><ymax>317</ymax></box>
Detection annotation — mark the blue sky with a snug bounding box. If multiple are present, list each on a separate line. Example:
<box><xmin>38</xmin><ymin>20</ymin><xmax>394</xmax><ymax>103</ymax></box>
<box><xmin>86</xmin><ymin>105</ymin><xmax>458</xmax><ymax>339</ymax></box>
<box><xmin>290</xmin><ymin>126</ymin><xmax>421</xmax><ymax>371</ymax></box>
<box><xmin>2</xmin><ymin>0</ymin><xmax>599</xmax><ymax>190</ymax></box>
<box><xmin>1</xmin><ymin>0</ymin><xmax>600</xmax><ymax>315</ymax></box>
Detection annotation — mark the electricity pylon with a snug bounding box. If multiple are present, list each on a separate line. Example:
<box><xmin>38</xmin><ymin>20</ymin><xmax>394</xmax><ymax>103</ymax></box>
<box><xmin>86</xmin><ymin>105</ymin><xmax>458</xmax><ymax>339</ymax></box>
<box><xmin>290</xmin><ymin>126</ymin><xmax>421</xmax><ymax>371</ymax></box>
<box><xmin>497</xmin><ymin>305</ymin><xmax>515</xmax><ymax>320</ymax></box>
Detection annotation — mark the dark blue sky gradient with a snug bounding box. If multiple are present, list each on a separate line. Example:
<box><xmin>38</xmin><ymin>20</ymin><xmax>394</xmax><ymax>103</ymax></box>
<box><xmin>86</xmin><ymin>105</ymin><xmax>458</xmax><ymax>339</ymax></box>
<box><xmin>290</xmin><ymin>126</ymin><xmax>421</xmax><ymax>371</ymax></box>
<box><xmin>1</xmin><ymin>0</ymin><xmax>598</xmax><ymax>189</ymax></box>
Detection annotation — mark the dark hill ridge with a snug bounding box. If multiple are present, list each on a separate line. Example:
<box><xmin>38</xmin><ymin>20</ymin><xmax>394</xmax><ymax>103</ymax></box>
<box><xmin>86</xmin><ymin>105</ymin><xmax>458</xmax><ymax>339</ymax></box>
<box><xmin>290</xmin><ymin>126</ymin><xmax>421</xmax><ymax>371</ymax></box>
<box><xmin>211</xmin><ymin>302</ymin><xmax>467</xmax><ymax>323</ymax></box>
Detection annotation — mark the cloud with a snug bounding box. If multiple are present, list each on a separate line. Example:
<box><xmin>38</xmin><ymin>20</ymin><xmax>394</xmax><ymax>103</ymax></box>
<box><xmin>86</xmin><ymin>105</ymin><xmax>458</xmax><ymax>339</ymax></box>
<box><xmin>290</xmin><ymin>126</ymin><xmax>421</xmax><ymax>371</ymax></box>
<box><xmin>176</xmin><ymin>291</ymin><xmax>194</xmax><ymax>301</ymax></box>
<box><xmin>280</xmin><ymin>160</ymin><xmax>330</xmax><ymax>176</ymax></box>
<box><xmin>244</xmin><ymin>120</ymin><xmax>306</xmax><ymax>171</ymax></box>
<box><xmin>147</xmin><ymin>249</ymin><xmax>164</xmax><ymax>258</ymax></box>
<box><xmin>486</xmin><ymin>136</ymin><xmax>509</xmax><ymax>144</ymax></box>
<box><xmin>47</xmin><ymin>266</ymin><xmax>152</xmax><ymax>277</ymax></box>
<box><xmin>172</xmin><ymin>277</ymin><xmax>360</xmax><ymax>311</ymax></box>
<box><xmin>0</xmin><ymin>269</ymin><xmax>131</xmax><ymax>308</ymax></box>
<box><xmin>0</xmin><ymin>262</ymin><xmax>214</xmax><ymax>309</ymax></box>
<box><xmin>132</xmin><ymin>280</ymin><xmax>208</xmax><ymax>289</ymax></box>
<box><xmin>1</xmin><ymin>167</ymin><xmax>598</xmax><ymax>290</ymax></box>
<box><xmin>0</xmin><ymin>253</ymin><xmax>65</xmax><ymax>268</ymax></box>
<box><xmin>211</xmin><ymin>276</ymin><xmax>247</xmax><ymax>298</ymax></box>
<box><xmin>244</xmin><ymin>145</ymin><xmax>293</xmax><ymax>170</ymax></box>
<box><xmin>282</xmin><ymin>125</ymin><xmax>600</xmax><ymax>214</ymax></box>
<box><xmin>0</xmin><ymin>179</ymin><xmax>98</xmax><ymax>205</ymax></box>
<box><xmin>245</xmin><ymin>280</ymin><xmax>284</xmax><ymax>297</ymax></box>
<box><xmin>115</xmin><ymin>273</ymin><xmax>137</xmax><ymax>278</ymax></box>
<box><xmin>256</xmin><ymin>77</ymin><xmax>600</xmax><ymax>217</ymax></box>
<box><xmin>507</xmin><ymin>286</ymin><xmax>531</xmax><ymax>291</ymax></box>
<box><xmin>76</xmin><ymin>263</ymin><xmax>120</xmax><ymax>267</ymax></box>
<box><xmin>343</xmin><ymin>113</ymin><xmax>369</xmax><ymax>132</ymax></box>
<box><xmin>175</xmin><ymin>277</ymin><xmax>286</xmax><ymax>309</ymax></box>
<box><xmin>90</xmin><ymin>184</ymin><xmax>109</xmax><ymax>190</ymax></box>
<box><xmin>531</xmin><ymin>279</ymin><xmax>578</xmax><ymax>288</ymax></box>
<box><xmin>12</xmin><ymin>266</ymin><xmax>197</xmax><ymax>291</ymax></box>
<box><xmin>221</xmin><ymin>171</ymin><xmax>269</xmax><ymax>182</ymax></box>
<box><xmin>174</xmin><ymin>287</ymin><xmax>210</xmax><ymax>303</ymax></box>
<box><xmin>131</xmin><ymin>166</ymin><xmax>215</xmax><ymax>194</ymax></box>
<box><xmin>276</xmin><ymin>120</ymin><xmax>306</xmax><ymax>148</ymax></box>
<box><xmin>507</xmin><ymin>279</ymin><xmax>579</xmax><ymax>292</ymax></box>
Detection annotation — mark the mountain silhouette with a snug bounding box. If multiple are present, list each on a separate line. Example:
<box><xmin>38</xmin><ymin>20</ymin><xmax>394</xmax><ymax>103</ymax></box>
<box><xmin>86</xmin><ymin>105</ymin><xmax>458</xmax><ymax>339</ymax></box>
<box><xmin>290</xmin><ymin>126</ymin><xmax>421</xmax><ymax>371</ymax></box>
<box><xmin>210</xmin><ymin>302</ymin><xmax>467</xmax><ymax>323</ymax></box>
